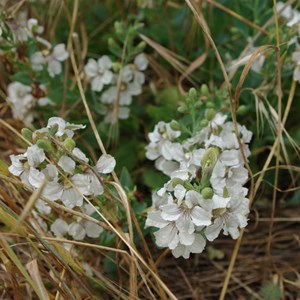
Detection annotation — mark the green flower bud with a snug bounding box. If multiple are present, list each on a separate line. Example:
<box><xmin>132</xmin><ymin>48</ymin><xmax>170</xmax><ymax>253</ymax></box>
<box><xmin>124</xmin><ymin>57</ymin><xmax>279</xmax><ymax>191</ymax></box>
<box><xmin>177</xmin><ymin>103</ymin><xmax>187</xmax><ymax>113</ymax></box>
<box><xmin>114</xmin><ymin>21</ymin><xmax>124</xmax><ymax>35</ymax></box>
<box><xmin>200</xmin><ymin>84</ymin><xmax>209</xmax><ymax>96</ymax></box>
<box><xmin>206</xmin><ymin>101</ymin><xmax>215</xmax><ymax>109</ymax></box>
<box><xmin>172</xmin><ymin>178</ymin><xmax>184</xmax><ymax>187</ymax></box>
<box><xmin>21</xmin><ymin>128</ymin><xmax>33</xmax><ymax>142</ymax></box>
<box><xmin>136</xmin><ymin>41</ymin><xmax>146</xmax><ymax>51</ymax></box>
<box><xmin>36</xmin><ymin>139</ymin><xmax>52</xmax><ymax>152</ymax></box>
<box><xmin>236</xmin><ymin>105</ymin><xmax>247</xmax><ymax>116</ymax></box>
<box><xmin>112</xmin><ymin>62</ymin><xmax>121</xmax><ymax>73</ymax></box>
<box><xmin>169</xmin><ymin>121</ymin><xmax>180</xmax><ymax>131</ymax></box>
<box><xmin>206</xmin><ymin>108</ymin><xmax>216</xmax><ymax>121</ymax></box>
<box><xmin>184</xmin><ymin>181</ymin><xmax>194</xmax><ymax>191</ymax></box>
<box><xmin>201</xmin><ymin>147</ymin><xmax>220</xmax><ymax>170</ymax></box>
<box><xmin>108</xmin><ymin>38</ymin><xmax>122</xmax><ymax>54</ymax></box>
<box><xmin>201</xmin><ymin>187</ymin><xmax>213</xmax><ymax>199</ymax></box>
<box><xmin>200</xmin><ymin>119</ymin><xmax>209</xmax><ymax>127</ymax></box>
<box><xmin>188</xmin><ymin>87</ymin><xmax>197</xmax><ymax>99</ymax></box>
<box><xmin>63</xmin><ymin>138</ymin><xmax>76</xmax><ymax>151</ymax></box>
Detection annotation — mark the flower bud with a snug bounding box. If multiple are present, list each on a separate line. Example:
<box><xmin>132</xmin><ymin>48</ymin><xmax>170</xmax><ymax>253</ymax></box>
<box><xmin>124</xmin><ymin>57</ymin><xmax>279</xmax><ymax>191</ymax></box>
<box><xmin>36</xmin><ymin>138</ymin><xmax>52</xmax><ymax>152</ymax></box>
<box><xmin>236</xmin><ymin>105</ymin><xmax>247</xmax><ymax>116</ymax></box>
<box><xmin>201</xmin><ymin>187</ymin><xmax>213</xmax><ymax>199</ymax></box>
<box><xmin>21</xmin><ymin>128</ymin><xmax>33</xmax><ymax>142</ymax></box>
<box><xmin>201</xmin><ymin>147</ymin><xmax>220</xmax><ymax>170</ymax></box>
<box><xmin>206</xmin><ymin>101</ymin><xmax>215</xmax><ymax>108</ymax></box>
<box><xmin>206</xmin><ymin>108</ymin><xmax>216</xmax><ymax>121</ymax></box>
<box><xmin>169</xmin><ymin>121</ymin><xmax>180</xmax><ymax>131</ymax></box>
<box><xmin>63</xmin><ymin>138</ymin><xmax>76</xmax><ymax>151</ymax></box>
<box><xmin>172</xmin><ymin>178</ymin><xmax>184</xmax><ymax>187</ymax></box>
<box><xmin>178</xmin><ymin>103</ymin><xmax>187</xmax><ymax>113</ymax></box>
<box><xmin>136</xmin><ymin>41</ymin><xmax>146</xmax><ymax>51</ymax></box>
<box><xmin>188</xmin><ymin>87</ymin><xmax>197</xmax><ymax>99</ymax></box>
<box><xmin>200</xmin><ymin>84</ymin><xmax>209</xmax><ymax>96</ymax></box>
<box><xmin>200</xmin><ymin>119</ymin><xmax>208</xmax><ymax>127</ymax></box>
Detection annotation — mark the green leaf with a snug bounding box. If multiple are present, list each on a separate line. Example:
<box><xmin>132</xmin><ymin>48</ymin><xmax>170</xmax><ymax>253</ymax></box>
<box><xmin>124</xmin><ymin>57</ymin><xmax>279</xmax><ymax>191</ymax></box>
<box><xmin>120</xmin><ymin>167</ymin><xmax>134</xmax><ymax>190</ymax></box>
<box><xmin>11</xmin><ymin>72</ymin><xmax>32</xmax><ymax>85</ymax></box>
<box><xmin>143</xmin><ymin>170</ymin><xmax>168</xmax><ymax>190</ymax></box>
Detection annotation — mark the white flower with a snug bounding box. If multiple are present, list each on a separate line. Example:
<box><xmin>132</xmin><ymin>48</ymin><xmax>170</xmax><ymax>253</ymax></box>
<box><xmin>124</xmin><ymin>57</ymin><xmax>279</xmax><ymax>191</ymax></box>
<box><xmin>31</xmin><ymin>43</ymin><xmax>68</xmax><ymax>77</ymax></box>
<box><xmin>172</xmin><ymin>234</ymin><xmax>206</xmax><ymax>259</ymax></box>
<box><xmin>101</xmin><ymin>70</ymin><xmax>142</xmax><ymax>106</ymax></box>
<box><xmin>122</xmin><ymin>53</ymin><xmax>148</xmax><ymax>84</ymax></box>
<box><xmin>95</xmin><ymin>154</ymin><xmax>116</xmax><ymax>174</ymax></box>
<box><xmin>37</xmin><ymin>117</ymin><xmax>85</xmax><ymax>138</ymax></box>
<box><xmin>84</xmin><ymin>56</ymin><xmax>113</xmax><ymax>92</ymax></box>
<box><xmin>205</xmin><ymin>189</ymin><xmax>249</xmax><ymax>241</ymax></box>
<box><xmin>7</xmin><ymin>82</ymin><xmax>34</xmax><ymax>124</ymax></box>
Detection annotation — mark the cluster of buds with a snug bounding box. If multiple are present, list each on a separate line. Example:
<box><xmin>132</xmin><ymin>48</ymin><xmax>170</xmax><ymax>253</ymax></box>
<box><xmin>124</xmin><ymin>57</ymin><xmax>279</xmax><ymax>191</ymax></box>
<box><xmin>9</xmin><ymin>117</ymin><xmax>116</xmax><ymax>240</ymax></box>
<box><xmin>145</xmin><ymin>88</ymin><xmax>252</xmax><ymax>258</ymax></box>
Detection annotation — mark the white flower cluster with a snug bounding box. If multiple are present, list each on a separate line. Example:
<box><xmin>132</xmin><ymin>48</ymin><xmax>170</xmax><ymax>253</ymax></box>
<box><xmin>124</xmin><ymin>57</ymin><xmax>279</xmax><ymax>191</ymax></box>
<box><xmin>51</xmin><ymin>204</ymin><xmax>103</xmax><ymax>240</ymax></box>
<box><xmin>276</xmin><ymin>2</ymin><xmax>300</xmax><ymax>82</ymax></box>
<box><xmin>8</xmin><ymin>117</ymin><xmax>116</xmax><ymax>219</ymax></box>
<box><xmin>145</xmin><ymin>113</ymin><xmax>252</xmax><ymax>258</ymax></box>
<box><xmin>84</xmin><ymin>53</ymin><xmax>148</xmax><ymax>123</ymax></box>
<box><xmin>7</xmin><ymin>82</ymin><xmax>53</xmax><ymax>125</ymax></box>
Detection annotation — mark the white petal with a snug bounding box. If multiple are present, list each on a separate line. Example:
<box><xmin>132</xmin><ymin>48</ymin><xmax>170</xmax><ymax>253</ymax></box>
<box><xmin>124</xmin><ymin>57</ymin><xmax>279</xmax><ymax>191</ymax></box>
<box><xmin>134</xmin><ymin>53</ymin><xmax>148</xmax><ymax>71</ymax></box>
<box><xmin>47</xmin><ymin>59</ymin><xmax>62</xmax><ymax>77</ymax></box>
<box><xmin>98</xmin><ymin>55</ymin><xmax>112</xmax><ymax>69</ymax></box>
<box><xmin>84</xmin><ymin>59</ymin><xmax>98</xmax><ymax>77</ymax></box>
<box><xmin>95</xmin><ymin>154</ymin><xmax>116</xmax><ymax>174</ymax></box>
<box><xmin>161</xmin><ymin>203</ymin><xmax>182</xmax><ymax>221</ymax></box>
<box><xmin>52</xmin><ymin>44</ymin><xmax>68</xmax><ymax>61</ymax></box>
<box><xmin>51</xmin><ymin>218</ymin><xmax>69</xmax><ymax>237</ymax></box>
<box><xmin>190</xmin><ymin>206</ymin><xmax>212</xmax><ymax>226</ymax></box>
<box><xmin>68</xmin><ymin>222</ymin><xmax>86</xmax><ymax>240</ymax></box>
<box><xmin>42</xmin><ymin>181</ymin><xmax>63</xmax><ymax>201</ymax></box>
<box><xmin>91</xmin><ymin>76</ymin><xmax>104</xmax><ymax>92</ymax></box>
<box><xmin>27</xmin><ymin>145</ymin><xmax>45</xmax><ymax>167</ymax></box>
<box><xmin>146</xmin><ymin>211</ymin><xmax>168</xmax><ymax>228</ymax></box>
<box><xmin>84</xmin><ymin>221</ymin><xmax>103</xmax><ymax>238</ymax></box>
<box><xmin>72</xmin><ymin>147</ymin><xmax>89</xmax><ymax>163</ymax></box>
<box><xmin>71</xmin><ymin>173</ymin><xmax>90</xmax><ymax>195</ymax></box>
<box><xmin>58</xmin><ymin>155</ymin><xmax>75</xmax><ymax>174</ymax></box>
<box><xmin>28</xmin><ymin>167</ymin><xmax>45</xmax><ymax>188</ymax></box>
<box><xmin>61</xmin><ymin>187</ymin><xmax>83</xmax><ymax>209</ymax></box>
<box><xmin>205</xmin><ymin>218</ymin><xmax>223</xmax><ymax>241</ymax></box>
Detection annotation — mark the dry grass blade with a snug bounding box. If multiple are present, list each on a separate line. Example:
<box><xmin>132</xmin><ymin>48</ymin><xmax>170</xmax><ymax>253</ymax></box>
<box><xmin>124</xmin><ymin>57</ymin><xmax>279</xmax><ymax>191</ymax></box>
<box><xmin>26</xmin><ymin>259</ymin><xmax>50</xmax><ymax>300</ymax></box>
<box><xmin>234</xmin><ymin>45</ymin><xmax>276</xmax><ymax>107</ymax></box>
<box><xmin>0</xmin><ymin>234</ymin><xmax>44</xmax><ymax>299</ymax></box>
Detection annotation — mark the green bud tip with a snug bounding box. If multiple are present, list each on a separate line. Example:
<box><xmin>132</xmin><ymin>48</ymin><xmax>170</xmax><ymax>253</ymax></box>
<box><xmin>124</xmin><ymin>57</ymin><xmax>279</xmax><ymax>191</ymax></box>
<box><xmin>172</xmin><ymin>178</ymin><xmax>184</xmax><ymax>188</ymax></box>
<box><xmin>201</xmin><ymin>147</ymin><xmax>220</xmax><ymax>170</ymax></box>
<box><xmin>177</xmin><ymin>103</ymin><xmax>187</xmax><ymax>113</ymax></box>
<box><xmin>136</xmin><ymin>41</ymin><xmax>146</xmax><ymax>50</ymax></box>
<box><xmin>36</xmin><ymin>139</ymin><xmax>52</xmax><ymax>152</ymax></box>
<box><xmin>63</xmin><ymin>138</ymin><xmax>76</xmax><ymax>151</ymax></box>
<box><xmin>169</xmin><ymin>121</ymin><xmax>180</xmax><ymax>131</ymax></box>
<box><xmin>200</xmin><ymin>84</ymin><xmax>209</xmax><ymax>96</ymax></box>
<box><xmin>188</xmin><ymin>87</ymin><xmax>197</xmax><ymax>99</ymax></box>
<box><xmin>236</xmin><ymin>105</ymin><xmax>247</xmax><ymax>115</ymax></box>
<box><xmin>21</xmin><ymin>128</ymin><xmax>33</xmax><ymax>142</ymax></box>
<box><xmin>206</xmin><ymin>108</ymin><xmax>216</xmax><ymax>121</ymax></box>
<box><xmin>206</xmin><ymin>101</ymin><xmax>215</xmax><ymax>109</ymax></box>
<box><xmin>201</xmin><ymin>187</ymin><xmax>214</xmax><ymax>199</ymax></box>
<box><xmin>200</xmin><ymin>119</ymin><xmax>209</xmax><ymax>127</ymax></box>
